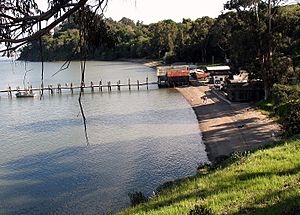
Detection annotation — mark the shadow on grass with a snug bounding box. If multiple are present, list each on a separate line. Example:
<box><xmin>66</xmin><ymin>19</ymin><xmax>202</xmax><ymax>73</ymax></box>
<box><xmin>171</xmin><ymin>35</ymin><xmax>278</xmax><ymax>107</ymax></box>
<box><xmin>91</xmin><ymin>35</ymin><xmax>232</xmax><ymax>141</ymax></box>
<box><xmin>237</xmin><ymin>165</ymin><xmax>300</xmax><ymax>181</ymax></box>
<box><xmin>233</xmin><ymin>191</ymin><xmax>300</xmax><ymax>215</ymax></box>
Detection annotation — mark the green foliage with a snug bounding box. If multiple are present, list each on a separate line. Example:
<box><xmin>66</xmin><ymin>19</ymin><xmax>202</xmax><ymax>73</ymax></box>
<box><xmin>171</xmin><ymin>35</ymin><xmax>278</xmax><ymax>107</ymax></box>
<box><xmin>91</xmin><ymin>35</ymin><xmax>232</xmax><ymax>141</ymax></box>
<box><xmin>128</xmin><ymin>192</ymin><xmax>148</xmax><ymax>206</ymax></box>
<box><xmin>119</xmin><ymin>135</ymin><xmax>300</xmax><ymax>215</ymax></box>
<box><xmin>280</xmin><ymin>100</ymin><xmax>300</xmax><ymax>136</ymax></box>
<box><xmin>255</xmin><ymin>99</ymin><xmax>274</xmax><ymax>115</ymax></box>
<box><xmin>272</xmin><ymin>84</ymin><xmax>300</xmax><ymax>136</ymax></box>
<box><xmin>163</xmin><ymin>51</ymin><xmax>176</xmax><ymax>64</ymax></box>
<box><xmin>272</xmin><ymin>84</ymin><xmax>300</xmax><ymax>106</ymax></box>
<box><xmin>189</xmin><ymin>205</ymin><xmax>212</xmax><ymax>215</ymax></box>
<box><xmin>19</xmin><ymin>4</ymin><xmax>300</xmax><ymax>87</ymax></box>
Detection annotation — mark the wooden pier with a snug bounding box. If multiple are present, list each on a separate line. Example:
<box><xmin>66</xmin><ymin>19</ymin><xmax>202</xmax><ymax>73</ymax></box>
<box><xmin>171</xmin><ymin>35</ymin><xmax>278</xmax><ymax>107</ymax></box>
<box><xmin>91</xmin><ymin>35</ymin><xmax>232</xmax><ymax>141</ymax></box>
<box><xmin>1</xmin><ymin>77</ymin><xmax>158</xmax><ymax>97</ymax></box>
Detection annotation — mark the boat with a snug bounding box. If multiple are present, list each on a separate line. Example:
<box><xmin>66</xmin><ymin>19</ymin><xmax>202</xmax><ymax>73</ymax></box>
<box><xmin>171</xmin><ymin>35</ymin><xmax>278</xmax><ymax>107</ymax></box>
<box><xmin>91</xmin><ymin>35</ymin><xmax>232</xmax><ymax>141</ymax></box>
<box><xmin>15</xmin><ymin>91</ymin><xmax>35</xmax><ymax>98</ymax></box>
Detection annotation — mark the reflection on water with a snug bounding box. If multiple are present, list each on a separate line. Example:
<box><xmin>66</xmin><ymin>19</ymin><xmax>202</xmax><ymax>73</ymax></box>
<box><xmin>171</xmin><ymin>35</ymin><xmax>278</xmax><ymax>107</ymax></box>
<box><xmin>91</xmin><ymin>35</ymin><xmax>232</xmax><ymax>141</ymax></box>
<box><xmin>0</xmin><ymin>61</ymin><xmax>208</xmax><ymax>214</ymax></box>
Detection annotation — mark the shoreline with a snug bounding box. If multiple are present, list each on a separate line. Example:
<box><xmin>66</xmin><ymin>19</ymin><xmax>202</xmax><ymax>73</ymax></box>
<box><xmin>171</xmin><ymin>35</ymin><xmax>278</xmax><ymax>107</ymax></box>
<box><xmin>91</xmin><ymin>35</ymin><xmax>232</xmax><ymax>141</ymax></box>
<box><xmin>118</xmin><ymin>58</ymin><xmax>163</xmax><ymax>68</ymax></box>
<box><xmin>176</xmin><ymin>85</ymin><xmax>282</xmax><ymax>162</ymax></box>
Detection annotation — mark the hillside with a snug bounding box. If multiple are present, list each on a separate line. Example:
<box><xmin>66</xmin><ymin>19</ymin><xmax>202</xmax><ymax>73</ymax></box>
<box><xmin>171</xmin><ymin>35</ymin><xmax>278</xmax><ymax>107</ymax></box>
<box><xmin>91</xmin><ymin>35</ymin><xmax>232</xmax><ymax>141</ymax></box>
<box><xmin>119</xmin><ymin>135</ymin><xmax>300</xmax><ymax>215</ymax></box>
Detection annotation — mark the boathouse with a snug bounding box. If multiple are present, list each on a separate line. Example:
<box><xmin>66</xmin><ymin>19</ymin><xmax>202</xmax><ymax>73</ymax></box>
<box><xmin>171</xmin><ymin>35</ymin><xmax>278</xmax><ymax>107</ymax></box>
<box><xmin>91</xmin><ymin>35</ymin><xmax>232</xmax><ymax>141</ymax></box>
<box><xmin>205</xmin><ymin>65</ymin><xmax>231</xmax><ymax>84</ymax></box>
<box><xmin>157</xmin><ymin>65</ymin><xmax>189</xmax><ymax>87</ymax></box>
<box><xmin>166</xmin><ymin>71</ymin><xmax>190</xmax><ymax>87</ymax></box>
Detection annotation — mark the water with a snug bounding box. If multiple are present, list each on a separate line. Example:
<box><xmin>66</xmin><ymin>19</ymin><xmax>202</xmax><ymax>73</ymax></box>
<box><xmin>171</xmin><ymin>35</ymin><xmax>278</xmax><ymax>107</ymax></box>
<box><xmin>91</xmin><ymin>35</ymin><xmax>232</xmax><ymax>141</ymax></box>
<box><xmin>0</xmin><ymin>60</ymin><xmax>208</xmax><ymax>214</ymax></box>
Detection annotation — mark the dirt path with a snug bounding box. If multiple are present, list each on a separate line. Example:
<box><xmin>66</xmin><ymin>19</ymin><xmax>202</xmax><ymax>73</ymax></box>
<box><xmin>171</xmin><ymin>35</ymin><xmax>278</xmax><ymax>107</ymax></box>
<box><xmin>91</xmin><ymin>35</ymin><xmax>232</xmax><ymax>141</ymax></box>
<box><xmin>177</xmin><ymin>86</ymin><xmax>282</xmax><ymax>162</ymax></box>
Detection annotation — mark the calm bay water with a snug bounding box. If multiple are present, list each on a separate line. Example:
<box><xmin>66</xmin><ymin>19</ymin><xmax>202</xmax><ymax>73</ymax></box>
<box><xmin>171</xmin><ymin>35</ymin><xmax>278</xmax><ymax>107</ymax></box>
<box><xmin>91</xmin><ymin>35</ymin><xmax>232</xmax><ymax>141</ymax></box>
<box><xmin>0</xmin><ymin>60</ymin><xmax>208</xmax><ymax>214</ymax></box>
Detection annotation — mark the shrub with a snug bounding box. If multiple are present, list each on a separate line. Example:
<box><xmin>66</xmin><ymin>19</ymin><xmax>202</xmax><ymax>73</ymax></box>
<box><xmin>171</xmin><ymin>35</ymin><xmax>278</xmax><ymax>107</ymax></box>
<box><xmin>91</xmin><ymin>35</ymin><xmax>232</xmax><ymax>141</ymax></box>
<box><xmin>163</xmin><ymin>51</ymin><xmax>177</xmax><ymax>64</ymax></box>
<box><xmin>272</xmin><ymin>84</ymin><xmax>300</xmax><ymax>136</ymax></box>
<box><xmin>128</xmin><ymin>192</ymin><xmax>148</xmax><ymax>206</ymax></box>
<box><xmin>272</xmin><ymin>84</ymin><xmax>300</xmax><ymax>106</ymax></box>
<box><xmin>280</xmin><ymin>100</ymin><xmax>300</xmax><ymax>136</ymax></box>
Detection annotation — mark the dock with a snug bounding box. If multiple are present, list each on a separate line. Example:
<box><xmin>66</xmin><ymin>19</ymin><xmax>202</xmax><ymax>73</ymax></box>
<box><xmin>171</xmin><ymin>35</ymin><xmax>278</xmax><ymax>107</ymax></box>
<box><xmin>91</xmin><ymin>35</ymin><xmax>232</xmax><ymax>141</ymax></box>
<box><xmin>1</xmin><ymin>77</ymin><xmax>158</xmax><ymax>97</ymax></box>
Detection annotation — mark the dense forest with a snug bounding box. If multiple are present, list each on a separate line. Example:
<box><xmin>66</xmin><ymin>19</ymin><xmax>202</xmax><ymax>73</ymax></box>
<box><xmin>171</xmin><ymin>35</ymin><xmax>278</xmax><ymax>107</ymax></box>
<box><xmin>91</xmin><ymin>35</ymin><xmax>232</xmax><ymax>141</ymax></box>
<box><xmin>19</xmin><ymin>4</ymin><xmax>300</xmax><ymax>85</ymax></box>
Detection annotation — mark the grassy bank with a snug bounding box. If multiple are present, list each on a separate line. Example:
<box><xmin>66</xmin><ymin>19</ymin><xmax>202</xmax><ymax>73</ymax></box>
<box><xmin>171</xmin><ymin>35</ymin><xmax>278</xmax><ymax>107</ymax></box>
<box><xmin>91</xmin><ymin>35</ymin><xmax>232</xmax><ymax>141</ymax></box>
<box><xmin>119</xmin><ymin>135</ymin><xmax>300</xmax><ymax>215</ymax></box>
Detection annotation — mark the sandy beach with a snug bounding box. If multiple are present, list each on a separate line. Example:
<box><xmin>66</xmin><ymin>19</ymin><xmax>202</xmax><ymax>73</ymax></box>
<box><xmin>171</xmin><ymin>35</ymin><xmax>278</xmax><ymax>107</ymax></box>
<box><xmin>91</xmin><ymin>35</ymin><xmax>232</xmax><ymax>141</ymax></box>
<box><xmin>177</xmin><ymin>85</ymin><xmax>282</xmax><ymax>162</ymax></box>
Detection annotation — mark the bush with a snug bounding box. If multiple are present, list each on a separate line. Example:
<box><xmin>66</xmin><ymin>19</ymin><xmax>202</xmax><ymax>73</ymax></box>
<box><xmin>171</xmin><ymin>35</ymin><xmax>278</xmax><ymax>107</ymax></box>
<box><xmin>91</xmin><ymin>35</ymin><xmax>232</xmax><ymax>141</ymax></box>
<box><xmin>280</xmin><ymin>100</ymin><xmax>300</xmax><ymax>136</ymax></box>
<box><xmin>272</xmin><ymin>84</ymin><xmax>300</xmax><ymax>106</ymax></box>
<box><xmin>128</xmin><ymin>192</ymin><xmax>148</xmax><ymax>206</ymax></box>
<box><xmin>272</xmin><ymin>84</ymin><xmax>300</xmax><ymax>136</ymax></box>
<box><xmin>163</xmin><ymin>51</ymin><xmax>177</xmax><ymax>64</ymax></box>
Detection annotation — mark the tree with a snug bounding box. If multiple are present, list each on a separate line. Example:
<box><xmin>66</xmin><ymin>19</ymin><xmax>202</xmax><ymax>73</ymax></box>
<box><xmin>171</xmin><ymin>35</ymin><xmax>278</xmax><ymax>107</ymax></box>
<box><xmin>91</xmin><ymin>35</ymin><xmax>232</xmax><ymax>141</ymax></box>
<box><xmin>188</xmin><ymin>17</ymin><xmax>214</xmax><ymax>63</ymax></box>
<box><xmin>0</xmin><ymin>0</ymin><xmax>109</xmax><ymax>144</ymax></box>
<box><xmin>0</xmin><ymin>0</ymin><xmax>108</xmax><ymax>55</ymax></box>
<box><xmin>224</xmin><ymin>0</ymin><xmax>299</xmax><ymax>99</ymax></box>
<box><xmin>149</xmin><ymin>20</ymin><xmax>178</xmax><ymax>59</ymax></box>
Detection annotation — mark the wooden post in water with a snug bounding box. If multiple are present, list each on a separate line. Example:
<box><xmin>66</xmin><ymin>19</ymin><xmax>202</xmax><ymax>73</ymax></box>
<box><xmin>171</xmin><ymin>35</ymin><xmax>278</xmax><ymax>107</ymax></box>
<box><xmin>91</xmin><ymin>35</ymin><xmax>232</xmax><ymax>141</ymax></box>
<box><xmin>108</xmin><ymin>81</ymin><xmax>111</xmax><ymax>92</ymax></box>
<box><xmin>137</xmin><ymin>80</ymin><xmax>140</xmax><ymax>90</ymax></box>
<box><xmin>8</xmin><ymin>86</ymin><xmax>12</xmax><ymax>98</ymax></box>
<box><xmin>70</xmin><ymin>83</ymin><xmax>73</xmax><ymax>94</ymax></box>
<box><xmin>146</xmin><ymin>77</ymin><xmax>149</xmax><ymax>90</ymax></box>
<box><xmin>117</xmin><ymin>80</ymin><xmax>121</xmax><ymax>91</ymax></box>
<box><xmin>99</xmin><ymin>80</ymin><xmax>102</xmax><ymax>92</ymax></box>
<box><xmin>128</xmin><ymin>78</ymin><xmax>131</xmax><ymax>91</ymax></box>
<box><xmin>49</xmin><ymin>85</ymin><xmax>53</xmax><ymax>95</ymax></box>
<box><xmin>91</xmin><ymin>81</ymin><xmax>94</xmax><ymax>93</ymax></box>
<box><xmin>57</xmin><ymin>84</ymin><xmax>61</xmax><ymax>94</ymax></box>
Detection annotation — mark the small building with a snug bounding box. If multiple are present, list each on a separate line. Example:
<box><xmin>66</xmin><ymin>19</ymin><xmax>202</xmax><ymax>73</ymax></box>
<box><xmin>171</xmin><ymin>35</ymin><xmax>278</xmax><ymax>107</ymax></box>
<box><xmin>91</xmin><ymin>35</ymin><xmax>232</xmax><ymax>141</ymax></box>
<box><xmin>166</xmin><ymin>71</ymin><xmax>190</xmax><ymax>87</ymax></box>
<box><xmin>204</xmin><ymin>66</ymin><xmax>231</xmax><ymax>84</ymax></box>
<box><xmin>224</xmin><ymin>71</ymin><xmax>264</xmax><ymax>102</ymax></box>
<box><xmin>157</xmin><ymin>65</ymin><xmax>189</xmax><ymax>87</ymax></box>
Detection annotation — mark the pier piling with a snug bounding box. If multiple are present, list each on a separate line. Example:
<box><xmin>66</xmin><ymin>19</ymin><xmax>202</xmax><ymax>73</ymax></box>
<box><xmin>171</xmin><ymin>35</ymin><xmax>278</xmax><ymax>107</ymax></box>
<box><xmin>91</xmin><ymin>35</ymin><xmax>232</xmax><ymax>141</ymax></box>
<box><xmin>8</xmin><ymin>86</ymin><xmax>12</xmax><ymax>97</ymax></box>
<box><xmin>91</xmin><ymin>81</ymin><xmax>94</xmax><ymax>93</ymax></box>
<box><xmin>99</xmin><ymin>80</ymin><xmax>103</xmax><ymax>92</ymax></box>
<box><xmin>117</xmin><ymin>80</ymin><xmax>121</xmax><ymax>91</ymax></box>
<box><xmin>128</xmin><ymin>78</ymin><xmax>131</xmax><ymax>91</ymax></box>
<box><xmin>146</xmin><ymin>77</ymin><xmax>149</xmax><ymax>90</ymax></box>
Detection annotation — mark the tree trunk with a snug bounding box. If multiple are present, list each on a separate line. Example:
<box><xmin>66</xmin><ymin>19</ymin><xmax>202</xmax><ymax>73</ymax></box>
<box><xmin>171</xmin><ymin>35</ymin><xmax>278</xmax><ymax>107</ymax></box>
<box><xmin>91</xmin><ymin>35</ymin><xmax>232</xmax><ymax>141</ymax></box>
<box><xmin>264</xmin><ymin>0</ymin><xmax>272</xmax><ymax>100</ymax></box>
<box><xmin>264</xmin><ymin>80</ymin><xmax>270</xmax><ymax>100</ymax></box>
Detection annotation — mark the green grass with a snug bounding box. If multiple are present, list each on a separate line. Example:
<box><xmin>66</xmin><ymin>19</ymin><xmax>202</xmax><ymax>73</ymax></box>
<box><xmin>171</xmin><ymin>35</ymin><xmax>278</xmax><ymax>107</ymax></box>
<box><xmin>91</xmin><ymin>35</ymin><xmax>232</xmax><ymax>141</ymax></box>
<box><xmin>118</xmin><ymin>136</ymin><xmax>300</xmax><ymax>215</ymax></box>
<box><xmin>255</xmin><ymin>99</ymin><xmax>275</xmax><ymax>115</ymax></box>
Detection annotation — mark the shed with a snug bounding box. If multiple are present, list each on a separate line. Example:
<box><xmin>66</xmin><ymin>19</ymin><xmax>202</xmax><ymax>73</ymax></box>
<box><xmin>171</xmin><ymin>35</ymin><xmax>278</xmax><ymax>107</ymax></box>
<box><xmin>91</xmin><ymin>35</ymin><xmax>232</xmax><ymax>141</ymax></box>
<box><xmin>166</xmin><ymin>71</ymin><xmax>190</xmax><ymax>87</ymax></box>
<box><xmin>157</xmin><ymin>65</ymin><xmax>189</xmax><ymax>87</ymax></box>
<box><xmin>205</xmin><ymin>66</ymin><xmax>231</xmax><ymax>84</ymax></box>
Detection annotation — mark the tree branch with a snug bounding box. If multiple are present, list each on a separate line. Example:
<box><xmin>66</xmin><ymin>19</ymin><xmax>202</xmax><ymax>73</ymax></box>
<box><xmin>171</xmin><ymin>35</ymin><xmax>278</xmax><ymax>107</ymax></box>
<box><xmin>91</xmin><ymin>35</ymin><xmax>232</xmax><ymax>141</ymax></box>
<box><xmin>0</xmin><ymin>0</ymin><xmax>88</xmax><ymax>44</ymax></box>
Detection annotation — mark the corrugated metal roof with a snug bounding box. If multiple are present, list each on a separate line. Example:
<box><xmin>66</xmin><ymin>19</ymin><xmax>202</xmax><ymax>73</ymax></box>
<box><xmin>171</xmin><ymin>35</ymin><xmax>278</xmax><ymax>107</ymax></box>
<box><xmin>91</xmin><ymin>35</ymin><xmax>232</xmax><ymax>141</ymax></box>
<box><xmin>205</xmin><ymin>66</ymin><xmax>230</xmax><ymax>71</ymax></box>
<box><xmin>156</xmin><ymin>65</ymin><xmax>188</xmax><ymax>76</ymax></box>
<box><xmin>166</xmin><ymin>71</ymin><xmax>190</xmax><ymax>77</ymax></box>
<box><xmin>196</xmin><ymin>73</ymin><xmax>209</xmax><ymax>79</ymax></box>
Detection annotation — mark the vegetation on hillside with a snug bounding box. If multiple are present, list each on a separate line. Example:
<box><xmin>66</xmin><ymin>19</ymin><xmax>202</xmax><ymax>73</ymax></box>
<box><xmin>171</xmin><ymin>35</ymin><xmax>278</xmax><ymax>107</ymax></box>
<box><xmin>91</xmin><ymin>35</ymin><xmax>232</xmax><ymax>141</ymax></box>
<box><xmin>257</xmin><ymin>84</ymin><xmax>300</xmax><ymax>136</ymax></box>
<box><xmin>118</xmin><ymin>135</ymin><xmax>300</xmax><ymax>215</ymax></box>
<box><xmin>19</xmin><ymin>3</ymin><xmax>300</xmax><ymax>99</ymax></box>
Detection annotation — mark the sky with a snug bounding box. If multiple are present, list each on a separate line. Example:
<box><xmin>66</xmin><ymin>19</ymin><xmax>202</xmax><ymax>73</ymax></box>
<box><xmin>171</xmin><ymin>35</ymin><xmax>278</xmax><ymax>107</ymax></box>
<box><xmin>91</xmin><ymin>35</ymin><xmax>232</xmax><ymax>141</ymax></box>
<box><xmin>104</xmin><ymin>0</ymin><xmax>228</xmax><ymax>24</ymax></box>
<box><xmin>36</xmin><ymin>0</ymin><xmax>300</xmax><ymax>24</ymax></box>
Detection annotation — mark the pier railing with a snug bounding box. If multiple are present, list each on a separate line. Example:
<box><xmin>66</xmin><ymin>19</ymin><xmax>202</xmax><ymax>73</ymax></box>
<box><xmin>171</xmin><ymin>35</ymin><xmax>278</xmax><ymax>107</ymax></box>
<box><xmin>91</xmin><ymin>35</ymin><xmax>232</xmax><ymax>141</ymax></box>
<box><xmin>1</xmin><ymin>77</ymin><xmax>158</xmax><ymax>97</ymax></box>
